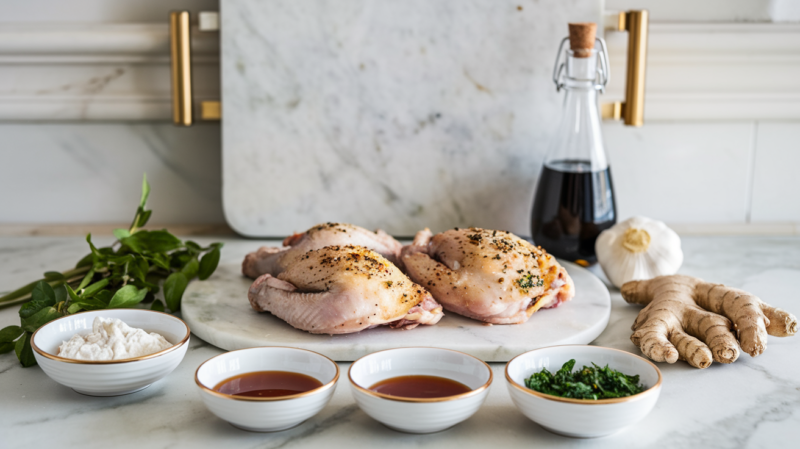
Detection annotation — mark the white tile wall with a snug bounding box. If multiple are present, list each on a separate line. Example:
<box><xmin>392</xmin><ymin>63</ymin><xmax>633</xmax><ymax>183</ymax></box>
<box><xmin>750</xmin><ymin>122</ymin><xmax>800</xmax><ymax>222</ymax></box>
<box><xmin>0</xmin><ymin>123</ymin><xmax>223</xmax><ymax>224</ymax></box>
<box><xmin>604</xmin><ymin>122</ymin><xmax>755</xmax><ymax>224</ymax></box>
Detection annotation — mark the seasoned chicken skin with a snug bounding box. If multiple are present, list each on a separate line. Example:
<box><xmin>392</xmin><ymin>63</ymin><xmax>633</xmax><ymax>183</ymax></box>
<box><xmin>242</xmin><ymin>223</ymin><xmax>403</xmax><ymax>279</ymax></box>
<box><xmin>401</xmin><ymin>228</ymin><xmax>574</xmax><ymax>324</ymax></box>
<box><xmin>248</xmin><ymin>245</ymin><xmax>443</xmax><ymax>334</ymax></box>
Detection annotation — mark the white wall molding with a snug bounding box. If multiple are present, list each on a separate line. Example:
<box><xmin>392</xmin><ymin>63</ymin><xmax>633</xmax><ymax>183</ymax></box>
<box><xmin>0</xmin><ymin>23</ymin><xmax>218</xmax><ymax>121</ymax></box>
<box><xmin>606</xmin><ymin>23</ymin><xmax>800</xmax><ymax>121</ymax></box>
<box><xmin>0</xmin><ymin>22</ymin><xmax>798</xmax><ymax>121</ymax></box>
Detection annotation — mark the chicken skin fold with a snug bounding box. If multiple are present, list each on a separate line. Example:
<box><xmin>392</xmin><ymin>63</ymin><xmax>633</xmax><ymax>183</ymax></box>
<box><xmin>248</xmin><ymin>245</ymin><xmax>443</xmax><ymax>334</ymax></box>
<box><xmin>242</xmin><ymin>222</ymin><xmax>403</xmax><ymax>279</ymax></box>
<box><xmin>401</xmin><ymin>228</ymin><xmax>575</xmax><ymax>324</ymax></box>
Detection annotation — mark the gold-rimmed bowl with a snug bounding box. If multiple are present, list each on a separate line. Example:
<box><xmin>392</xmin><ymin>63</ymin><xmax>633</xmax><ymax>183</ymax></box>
<box><xmin>195</xmin><ymin>347</ymin><xmax>339</xmax><ymax>432</ymax></box>
<box><xmin>31</xmin><ymin>309</ymin><xmax>191</xmax><ymax>396</ymax></box>
<box><xmin>505</xmin><ymin>345</ymin><xmax>662</xmax><ymax>438</ymax></box>
<box><xmin>348</xmin><ymin>347</ymin><xmax>493</xmax><ymax>434</ymax></box>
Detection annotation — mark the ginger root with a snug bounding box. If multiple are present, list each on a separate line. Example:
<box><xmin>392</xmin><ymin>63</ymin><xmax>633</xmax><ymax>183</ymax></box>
<box><xmin>622</xmin><ymin>275</ymin><xmax>797</xmax><ymax>369</ymax></box>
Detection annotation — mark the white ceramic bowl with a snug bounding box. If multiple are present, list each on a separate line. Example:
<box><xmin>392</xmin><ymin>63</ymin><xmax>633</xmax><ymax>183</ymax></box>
<box><xmin>349</xmin><ymin>347</ymin><xmax>492</xmax><ymax>434</ymax></box>
<box><xmin>505</xmin><ymin>345</ymin><xmax>662</xmax><ymax>438</ymax></box>
<box><xmin>195</xmin><ymin>347</ymin><xmax>339</xmax><ymax>432</ymax></box>
<box><xmin>31</xmin><ymin>308</ymin><xmax>190</xmax><ymax>397</ymax></box>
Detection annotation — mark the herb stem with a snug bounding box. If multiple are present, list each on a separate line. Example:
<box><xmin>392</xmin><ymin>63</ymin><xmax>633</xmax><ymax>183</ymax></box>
<box><xmin>0</xmin><ymin>273</ymin><xmax>86</xmax><ymax>309</ymax></box>
<box><xmin>0</xmin><ymin>295</ymin><xmax>35</xmax><ymax>309</ymax></box>
<box><xmin>0</xmin><ymin>266</ymin><xmax>90</xmax><ymax>305</ymax></box>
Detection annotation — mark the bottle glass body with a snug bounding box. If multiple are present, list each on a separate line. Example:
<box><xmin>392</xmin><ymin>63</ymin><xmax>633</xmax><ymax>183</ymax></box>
<box><xmin>530</xmin><ymin>50</ymin><xmax>616</xmax><ymax>266</ymax></box>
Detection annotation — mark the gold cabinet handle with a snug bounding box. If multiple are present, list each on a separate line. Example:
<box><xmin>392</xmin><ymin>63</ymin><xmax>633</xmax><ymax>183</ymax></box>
<box><xmin>602</xmin><ymin>10</ymin><xmax>649</xmax><ymax>126</ymax></box>
<box><xmin>170</xmin><ymin>11</ymin><xmax>221</xmax><ymax>125</ymax></box>
<box><xmin>170</xmin><ymin>11</ymin><xmax>193</xmax><ymax>126</ymax></box>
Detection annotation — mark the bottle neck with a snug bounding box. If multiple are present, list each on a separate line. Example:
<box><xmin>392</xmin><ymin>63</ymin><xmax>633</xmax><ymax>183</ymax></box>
<box><xmin>566</xmin><ymin>51</ymin><xmax>599</xmax><ymax>82</ymax></box>
<box><xmin>545</xmin><ymin>52</ymin><xmax>607</xmax><ymax>173</ymax></box>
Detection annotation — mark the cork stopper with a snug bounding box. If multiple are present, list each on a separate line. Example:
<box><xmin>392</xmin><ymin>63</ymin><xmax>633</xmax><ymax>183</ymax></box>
<box><xmin>568</xmin><ymin>23</ymin><xmax>597</xmax><ymax>58</ymax></box>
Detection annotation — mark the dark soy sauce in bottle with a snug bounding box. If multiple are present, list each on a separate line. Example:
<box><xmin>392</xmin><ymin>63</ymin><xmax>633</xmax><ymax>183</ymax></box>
<box><xmin>530</xmin><ymin>23</ymin><xmax>617</xmax><ymax>266</ymax></box>
<box><xmin>531</xmin><ymin>160</ymin><xmax>616</xmax><ymax>265</ymax></box>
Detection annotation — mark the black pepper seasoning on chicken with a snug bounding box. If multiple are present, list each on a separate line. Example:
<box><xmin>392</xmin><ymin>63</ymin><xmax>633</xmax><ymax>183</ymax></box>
<box><xmin>401</xmin><ymin>228</ymin><xmax>574</xmax><ymax>324</ymax></box>
<box><xmin>242</xmin><ymin>223</ymin><xmax>404</xmax><ymax>279</ymax></box>
<box><xmin>248</xmin><ymin>245</ymin><xmax>443</xmax><ymax>334</ymax></box>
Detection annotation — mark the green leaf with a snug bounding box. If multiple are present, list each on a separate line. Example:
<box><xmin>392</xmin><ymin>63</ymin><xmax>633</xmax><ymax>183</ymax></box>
<box><xmin>146</xmin><ymin>253</ymin><xmax>171</xmax><ymax>270</ymax></box>
<box><xmin>15</xmin><ymin>332</ymin><xmax>36</xmax><ymax>367</ymax></box>
<box><xmin>77</xmin><ymin>268</ymin><xmax>95</xmax><ymax>291</ymax></box>
<box><xmin>121</xmin><ymin>230</ymin><xmax>182</xmax><ymax>253</ymax></box>
<box><xmin>164</xmin><ymin>272</ymin><xmax>188</xmax><ymax>312</ymax></box>
<box><xmin>69</xmin><ymin>288</ymin><xmax>111</xmax><ymax>311</ymax></box>
<box><xmin>128</xmin><ymin>257</ymin><xmax>149</xmax><ymax>283</ymax></box>
<box><xmin>106</xmin><ymin>253</ymin><xmax>134</xmax><ymax>265</ymax></box>
<box><xmin>150</xmin><ymin>299</ymin><xmax>165</xmax><ymax>312</ymax></box>
<box><xmin>75</xmin><ymin>253</ymin><xmax>94</xmax><ymax>268</ymax></box>
<box><xmin>43</xmin><ymin>271</ymin><xmax>65</xmax><ymax>281</ymax></box>
<box><xmin>185</xmin><ymin>241</ymin><xmax>202</xmax><ymax>253</ymax></box>
<box><xmin>0</xmin><ymin>325</ymin><xmax>23</xmax><ymax>343</ymax></box>
<box><xmin>182</xmin><ymin>257</ymin><xmax>199</xmax><ymax>279</ymax></box>
<box><xmin>65</xmin><ymin>284</ymin><xmax>81</xmax><ymax>303</ymax></box>
<box><xmin>139</xmin><ymin>173</ymin><xmax>150</xmax><ymax>209</ymax></box>
<box><xmin>32</xmin><ymin>281</ymin><xmax>56</xmax><ymax>303</ymax></box>
<box><xmin>67</xmin><ymin>303</ymin><xmax>82</xmax><ymax>314</ymax></box>
<box><xmin>145</xmin><ymin>273</ymin><xmax>162</xmax><ymax>289</ymax></box>
<box><xmin>93</xmin><ymin>290</ymin><xmax>113</xmax><ymax>304</ymax></box>
<box><xmin>139</xmin><ymin>256</ymin><xmax>150</xmax><ymax>274</ymax></box>
<box><xmin>98</xmin><ymin>247</ymin><xmax>116</xmax><ymax>257</ymax></box>
<box><xmin>19</xmin><ymin>281</ymin><xmax>56</xmax><ymax>319</ymax></box>
<box><xmin>74</xmin><ymin>297</ymin><xmax>109</xmax><ymax>311</ymax></box>
<box><xmin>113</xmin><ymin>228</ymin><xmax>131</xmax><ymax>240</ymax></box>
<box><xmin>129</xmin><ymin>277</ymin><xmax>159</xmax><ymax>292</ymax></box>
<box><xmin>170</xmin><ymin>250</ymin><xmax>192</xmax><ymax>269</ymax></box>
<box><xmin>81</xmin><ymin>278</ymin><xmax>109</xmax><ymax>298</ymax></box>
<box><xmin>0</xmin><ymin>341</ymin><xmax>15</xmax><ymax>354</ymax></box>
<box><xmin>53</xmin><ymin>284</ymin><xmax>67</xmax><ymax>305</ymax></box>
<box><xmin>198</xmin><ymin>247</ymin><xmax>221</xmax><ymax>280</ymax></box>
<box><xmin>136</xmin><ymin>209</ymin><xmax>153</xmax><ymax>229</ymax></box>
<box><xmin>108</xmin><ymin>285</ymin><xmax>147</xmax><ymax>309</ymax></box>
<box><xmin>85</xmin><ymin>234</ymin><xmax>106</xmax><ymax>260</ymax></box>
<box><xmin>21</xmin><ymin>306</ymin><xmax>63</xmax><ymax>333</ymax></box>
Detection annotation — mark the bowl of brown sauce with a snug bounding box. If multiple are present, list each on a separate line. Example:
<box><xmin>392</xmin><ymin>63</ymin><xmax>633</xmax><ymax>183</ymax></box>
<box><xmin>348</xmin><ymin>347</ymin><xmax>493</xmax><ymax>433</ymax></box>
<box><xmin>195</xmin><ymin>347</ymin><xmax>339</xmax><ymax>432</ymax></box>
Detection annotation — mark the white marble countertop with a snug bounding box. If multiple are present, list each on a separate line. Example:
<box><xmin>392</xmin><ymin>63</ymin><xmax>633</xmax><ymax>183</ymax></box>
<box><xmin>1</xmin><ymin>236</ymin><xmax>799</xmax><ymax>448</ymax></box>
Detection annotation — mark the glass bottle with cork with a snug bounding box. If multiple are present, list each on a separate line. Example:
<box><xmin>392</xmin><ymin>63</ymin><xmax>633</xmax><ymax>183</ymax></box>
<box><xmin>530</xmin><ymin>23</ymin><xmax>616</xmax><ymax>266</ymax></box>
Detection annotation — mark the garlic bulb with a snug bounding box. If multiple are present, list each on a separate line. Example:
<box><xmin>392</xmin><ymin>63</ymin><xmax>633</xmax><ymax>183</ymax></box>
<box><xmin>595</xmin><ymin>216</ymin><xmax>683</xmax><ymax>288</ymax></box>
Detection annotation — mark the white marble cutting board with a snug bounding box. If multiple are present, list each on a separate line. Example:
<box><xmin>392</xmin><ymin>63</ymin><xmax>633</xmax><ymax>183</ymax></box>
<box><xmin>181</xmin><ymin>260</ymin><xmax>610</xmax><ymax>362</ymax></box>
<box><xmin>221</xmin><ymin>0</ymin><xmax>603</xmax><ymax>237</ymax></box>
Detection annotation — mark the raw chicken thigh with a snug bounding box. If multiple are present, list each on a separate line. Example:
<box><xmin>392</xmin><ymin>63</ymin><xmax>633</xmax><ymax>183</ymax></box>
<box><xmin>401</xmin><ymin>228</ymin><xmax>574</xmax><ymax>324</ymax></box>
<box><xmin>242</xmin><ymin>222</ymin><xmax>403</xmax><ymax>279</ymax></box>
<box><xmin>248</xmin><ymin>245</ymin><xmax>443</xmax><ymax>334</ymax></box>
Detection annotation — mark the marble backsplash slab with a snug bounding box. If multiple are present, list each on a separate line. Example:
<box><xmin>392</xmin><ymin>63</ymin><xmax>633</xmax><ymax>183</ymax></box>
<box><xmin>222</xmin><ymin>0</ymin><xmax>603</xmax><ymax>237</ymax></box>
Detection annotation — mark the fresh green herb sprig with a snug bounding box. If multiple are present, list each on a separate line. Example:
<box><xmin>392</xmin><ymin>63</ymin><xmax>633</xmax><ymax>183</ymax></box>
<box><xmin>0</xmin><ymin>174</ymin><xmax>223</xmax><ymax>367</ymax></box>
<box><xmin>516</xmin><ymin>273</ymin><xmax>543</xmax><ymax>293</ymax></box>
<box><xmin>524</xmin><ymin>359</ymin><xmax>645</xmax><ymax>400</ymax></box>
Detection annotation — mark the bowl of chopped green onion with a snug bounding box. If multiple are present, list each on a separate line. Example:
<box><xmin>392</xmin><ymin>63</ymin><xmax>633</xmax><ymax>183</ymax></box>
<box><xmin>505</xmin><ymin>345</ymin><xmax>662</xmax><ymax>438</ymax></box>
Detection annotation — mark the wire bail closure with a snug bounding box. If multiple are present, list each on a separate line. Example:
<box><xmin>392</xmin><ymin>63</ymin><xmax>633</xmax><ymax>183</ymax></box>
<box><xmin>552</xmin><ymin>37</ymin><xmax>609</xmax><ymax>93</ymax></box>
